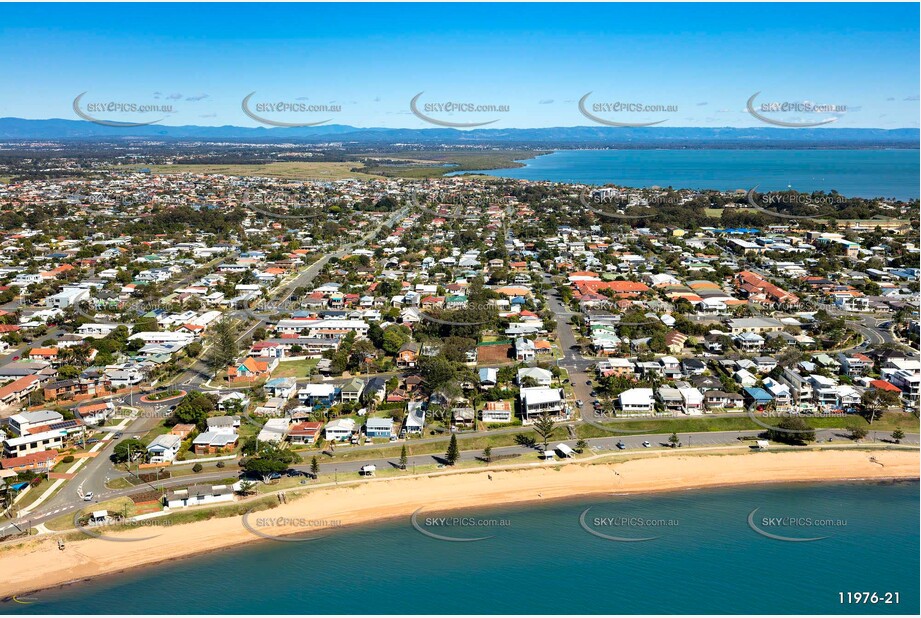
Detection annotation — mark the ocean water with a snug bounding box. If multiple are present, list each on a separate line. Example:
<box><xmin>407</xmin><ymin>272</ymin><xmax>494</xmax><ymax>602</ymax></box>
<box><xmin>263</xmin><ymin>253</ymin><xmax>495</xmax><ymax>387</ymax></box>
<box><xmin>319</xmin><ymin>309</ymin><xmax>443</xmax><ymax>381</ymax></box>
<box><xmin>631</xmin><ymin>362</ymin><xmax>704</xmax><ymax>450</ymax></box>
<box><xmin>4</xmin><ymin>481</ymin><xmax>918</xmax><ymax>615</ymax></box>
<box><xmin>461</xmin><ymin>149</ymin><xmax>920</xmax><ymax>200</ymax></box>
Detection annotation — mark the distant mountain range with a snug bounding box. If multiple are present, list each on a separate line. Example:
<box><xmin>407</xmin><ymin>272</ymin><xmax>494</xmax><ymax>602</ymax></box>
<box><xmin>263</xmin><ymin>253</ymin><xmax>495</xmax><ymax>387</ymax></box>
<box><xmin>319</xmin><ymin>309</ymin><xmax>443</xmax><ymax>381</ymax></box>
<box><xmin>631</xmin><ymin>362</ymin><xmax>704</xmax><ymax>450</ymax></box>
<box><xmin>0</xmin><ymin>117</ymin><xmax>918</xmax><ymax>147</ymax></box>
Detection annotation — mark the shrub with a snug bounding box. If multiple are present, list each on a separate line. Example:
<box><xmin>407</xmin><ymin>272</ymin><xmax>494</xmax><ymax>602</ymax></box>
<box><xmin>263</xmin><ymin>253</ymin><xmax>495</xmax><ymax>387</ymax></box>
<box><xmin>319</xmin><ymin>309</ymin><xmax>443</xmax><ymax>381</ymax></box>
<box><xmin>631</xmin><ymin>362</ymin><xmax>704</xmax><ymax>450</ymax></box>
<box><xmin>216</xmin><ymin>461</ymin><xmax>225</xmax><ymax>468</ymax></box>
<box><xmin>192</xmin><ymin>463</ymin><xmax>203</xmax><ymax>473</ymax></box>
<box><xmin>62</xmin><ymin>455</ymin><xmax>75</xmax><ymax>464</ymax></box>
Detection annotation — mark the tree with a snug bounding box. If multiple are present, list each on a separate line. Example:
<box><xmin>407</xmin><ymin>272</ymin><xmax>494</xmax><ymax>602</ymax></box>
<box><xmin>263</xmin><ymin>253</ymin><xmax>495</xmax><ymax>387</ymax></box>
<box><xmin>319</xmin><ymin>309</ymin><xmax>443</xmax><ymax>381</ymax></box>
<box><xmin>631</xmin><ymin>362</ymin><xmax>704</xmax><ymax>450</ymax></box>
<box><xmin>575</xmin><ymin>439</ymin><xmax>588</xmax><ymax>453</ymax></box>
<box><xmin>668</xmin><ymin>432</ymin><xmax>680</xmax><ymax>447</ymax></box>
<box><xmin>861</xmin><ymin>389</ymin><xmax>901</xmax><ymax>424</ymax></box>
<box><xmin>111</xmin><ymin>439</ymin><xmax>146</xmax><ymax>464</ymax></box>
<box><xmin>241</xmin><ymin>443</ymin><xmax>301</xmax><ymax>483</ymax></box>
<box><xmin>207</xmin><ymin>318</ymin><xmax>239</xmax><ymax>369</ymax></box>
<box><xmin>514</xmin><ymin>433</ymin><xmax>537</xmax><ymax>448</ymax></box>
<box><xmin>891</xmin><ymin>428</ymin><xmax>905</xmax><ymax>444</ymax></box>
<box><xmin>236</xmin><ymin>480</ymin><xmax>255</xmax><ymax>496</ymax></box>
<box><xmin>848</xmin><ymin>425</ymin><xmax>868</xmax><ymax>441</ymax></box>
<box><xmin>192</xmin><ymin>462</ymin><xmax>203</xmax><ymax>473</ymax></box>
<box><xmin>532</xmin><ymin>413</ymin><xmax>556</xmax><ymax>449</ymax></box>
<box><xmin>445</xmin><ymin>434</ymin><xmax>459</xmax><ymax>465</ymax></box>
<box><xmin>310</xmin><ymin>456</ymin><xmax>320</xmax><ymax>479</ymax></box>
<box><xmin>399</xmin><ymin>445</ymin><xmax>408</xmax><ymax>470</ymax></box>
<box><xmin>482</xmin><ymin>445</ymin><xmax>492</xmax><ymax>463</ymax></box>
<box><xmin>767</xmin><ymin>417</ymin><xmax>816</xmax><ymax>445</ymax></box>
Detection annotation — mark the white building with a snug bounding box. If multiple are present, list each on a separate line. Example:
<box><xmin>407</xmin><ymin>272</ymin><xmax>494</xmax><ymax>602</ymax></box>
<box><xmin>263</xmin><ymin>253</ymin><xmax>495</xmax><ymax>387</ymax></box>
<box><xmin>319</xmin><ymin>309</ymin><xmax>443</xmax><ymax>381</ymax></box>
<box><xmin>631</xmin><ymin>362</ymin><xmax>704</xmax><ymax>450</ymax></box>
<box><xmin>324</xmin><ymin>418</ymin><xmax>357</xmax><ymax>442</ymax></box>
<box><xmin>147</xmin><ymin>434</ymin><xmax>182</xmax><ymax>463</ymax></box>
<box><xmin>619</xmin><ymin>388</ymin><xmax>655</xmax><ymax>414</ymax></box>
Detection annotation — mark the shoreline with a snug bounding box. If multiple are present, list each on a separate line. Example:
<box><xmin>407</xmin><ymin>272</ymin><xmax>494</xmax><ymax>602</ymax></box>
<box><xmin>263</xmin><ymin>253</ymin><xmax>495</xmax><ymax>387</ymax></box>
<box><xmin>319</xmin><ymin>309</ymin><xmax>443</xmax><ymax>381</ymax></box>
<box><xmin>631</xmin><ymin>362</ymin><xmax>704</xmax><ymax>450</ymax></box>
<box><xmin>1</xmin><ymin>448</ymin><xmax>918</xmax><ymax>600</ymax></box>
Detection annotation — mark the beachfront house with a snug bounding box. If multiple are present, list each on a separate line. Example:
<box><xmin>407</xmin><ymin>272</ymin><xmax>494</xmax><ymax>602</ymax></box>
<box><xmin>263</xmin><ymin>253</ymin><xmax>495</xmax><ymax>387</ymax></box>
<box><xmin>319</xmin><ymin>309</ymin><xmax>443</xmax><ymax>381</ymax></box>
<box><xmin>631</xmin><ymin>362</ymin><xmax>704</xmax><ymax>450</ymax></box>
<box><xmin>164</xmin><ymin>484</ymin><xmax>235</xmax><ymax>509</ymax></box>
<box><xmin>325</xmin><ymin>418</ymin><xmax>356</xmax><ymax>442</ymax></box>
<box><xmin>147</xmin><ymin>434</ymin><xmax>182</xmax><ymax>464</ymax></box>
<box><xmin>365</xmin><ymin>417</ymin><xmax>394</xmax><ymax>439</ymax></box>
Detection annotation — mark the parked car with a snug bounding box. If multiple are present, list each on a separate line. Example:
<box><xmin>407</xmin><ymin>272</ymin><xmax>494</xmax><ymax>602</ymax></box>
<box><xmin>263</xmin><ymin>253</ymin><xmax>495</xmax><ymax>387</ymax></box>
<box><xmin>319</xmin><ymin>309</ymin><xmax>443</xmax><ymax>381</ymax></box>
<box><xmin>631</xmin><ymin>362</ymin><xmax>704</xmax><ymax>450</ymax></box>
<box><xmin>575</xmin><ymin>400</ymin><xmax>584</xmax><ymax>407</ymax></box>
<box><xmin>642</xmin><ymin>441</ymin><xmax>651</xmax><ymax>448</ymax></box>
<box><xmin>114</xmin><ymin>432</ymin><xmax>123</xmax><ymax>439</ymax></box>
<box><xmin>616</xmin><ymin>441</ymin><xmax>626</xmax><ymax>450</ymax></box>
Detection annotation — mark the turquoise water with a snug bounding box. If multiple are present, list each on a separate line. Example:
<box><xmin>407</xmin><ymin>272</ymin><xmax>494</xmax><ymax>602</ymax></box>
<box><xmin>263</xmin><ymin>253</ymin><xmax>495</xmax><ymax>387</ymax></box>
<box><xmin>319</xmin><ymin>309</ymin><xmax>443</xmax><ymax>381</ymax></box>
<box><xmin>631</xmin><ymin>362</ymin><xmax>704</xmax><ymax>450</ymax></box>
<box><xmin>4</xmin><ymin>481</ymin><xmax>918</xmax><ymax>615</ymax></box>
<box><xmin>462</xmin><ymin>149</ymin><xmax>920</xmax><ymax>200</ymax></box>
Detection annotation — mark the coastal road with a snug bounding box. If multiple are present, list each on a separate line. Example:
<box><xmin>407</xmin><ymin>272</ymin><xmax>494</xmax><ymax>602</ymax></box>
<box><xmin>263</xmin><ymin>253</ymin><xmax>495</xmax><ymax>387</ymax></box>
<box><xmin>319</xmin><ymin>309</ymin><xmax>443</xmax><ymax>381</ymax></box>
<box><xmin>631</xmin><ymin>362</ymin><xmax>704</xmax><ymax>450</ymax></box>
<box><xmin>8</xmin><ymin>427</ymin><xmax>916</xmax><ymax>541</ymax></box>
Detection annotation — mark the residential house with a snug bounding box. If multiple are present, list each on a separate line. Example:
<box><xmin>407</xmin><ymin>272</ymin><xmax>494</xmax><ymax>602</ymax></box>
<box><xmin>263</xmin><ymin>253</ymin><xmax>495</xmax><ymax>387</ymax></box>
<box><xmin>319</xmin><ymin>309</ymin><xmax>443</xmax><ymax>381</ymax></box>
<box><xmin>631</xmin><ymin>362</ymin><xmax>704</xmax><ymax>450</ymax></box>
<box><xmin>165</xmin><ymin>484</ymin><xmax>235</xmax><ymax>509</ymax></box>
<box><xmin>396</xmin><ymin>342</ymin><xmax>420</xmax><ymax>368</ymax></box>
<box><xmin>481</xmin><ymin>400</ymin><xmax>513</xmax><ymax>423</ymax></box>
<box><xmin>192</xmin><ymin>431</ymin><xmax>238</xmax><ymax>455</ymax></box>
<box><xmin>227</xmin><ymin>357</ymin><xmax>278</xmax><ymax>382</ymax></box>
<box><xmin>325</xmin><ymin>418</ymin><xmax>356</xmax><ymax>442</ymax></box>
<box><xmin>403</xmin><ymin>402</ymin><xmax>426</xmax><ymax>434</ymax></box>
<box><xmin>340</xmin><ymin>378</ymin><xmax>365</xmax><ymax>402</ymax></box>
<box><xmin>517</xmin><ymin>366</ymin><xmax>553</xmax><ymax>387</ymax></box>
<box><xmin>619</xmin><ymin>388</ymin><xmax>655</xmax><ymax>415</ymax></box>
<box><xmin>147</xmin><ymin>434</ymin><xmax>182</xmax><ymax>464</ymax></box>
<box><xmin>288</xmin><ymin>422</ymin><xmax>324</xmax><ymax>445</ymax></box>
<box><xmin>519</xmin><ymin>387</ymin><xmax>566</xmax><ymax>422</ymax></box>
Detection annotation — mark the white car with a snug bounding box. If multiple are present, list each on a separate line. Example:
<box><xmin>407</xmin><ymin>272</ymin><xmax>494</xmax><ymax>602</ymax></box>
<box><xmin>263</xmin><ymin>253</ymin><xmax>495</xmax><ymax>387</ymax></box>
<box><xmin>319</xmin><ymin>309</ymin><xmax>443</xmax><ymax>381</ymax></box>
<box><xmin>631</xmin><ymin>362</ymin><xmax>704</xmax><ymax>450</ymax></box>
<box><xmin>83</xmin><ymin>492</ymin><xmax>94</xmax><ymax>501</ymax></box>
<box><xmin>642</xmin><ymin>441</ymin><xmax>651</xmax><ymax>448</ymax></box>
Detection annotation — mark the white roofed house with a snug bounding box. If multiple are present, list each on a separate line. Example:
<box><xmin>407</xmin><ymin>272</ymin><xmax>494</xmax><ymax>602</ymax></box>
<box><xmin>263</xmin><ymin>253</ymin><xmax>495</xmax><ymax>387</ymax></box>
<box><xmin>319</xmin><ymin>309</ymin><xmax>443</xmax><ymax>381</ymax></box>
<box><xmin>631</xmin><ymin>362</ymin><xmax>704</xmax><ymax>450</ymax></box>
<box><xmin>519</xmin><ymin>387</ymin><xmax>566</xmax><ymax>423</ymax></box>
<box><xmin>257</xmin><ymin>418</ymin><xmax>290</xmax><ymax>443</ymax></box>
<box><xmin>678</xmin><ymin>386</ymin><xmax>705</xmax><ymax>415</ymax></box>
<box><xmin>403</xmin><ymin>402</ymin><xmax>426</xmax><ymax>435</ymax></box>
<box><xmin>517</xmin><ymin>366</ymin><xmax>553</xmax><ymax>388</ymax></box>
<box><xmin>762</xmin><ymin>377</ymin><xmax>793</xmax><ymax>412</ymax></box>
<box><xmin>147</xmin><ymin>434</ymin><xmax>182</xmax><ymax>464</ymax></box>
<box><xmin>515</xmin><ymin>337</ymin><xmax>536</xmax><ymax>361</ymax></box>
<box><xmin>164</xmin><ymin>484</ymin><xmax>234</xmax><ymax>509</ymax></box>
<box><xmin>325</xmin><ymin>418</ymin><xmax>357</xmax><ymax>442</ymax></box>
<box><xmin>618</xmin><ymin>388</ymin><xmax>655</xmax><ymax>415</ymax></box>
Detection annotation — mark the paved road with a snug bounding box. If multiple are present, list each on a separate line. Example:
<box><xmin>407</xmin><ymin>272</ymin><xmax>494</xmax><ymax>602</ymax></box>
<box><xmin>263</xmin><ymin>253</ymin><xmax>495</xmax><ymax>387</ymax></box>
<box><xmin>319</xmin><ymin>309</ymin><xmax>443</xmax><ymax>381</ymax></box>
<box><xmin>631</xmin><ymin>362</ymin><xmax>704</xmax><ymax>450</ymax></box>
<box><xmin>539</xmin><ymin>272</ymin><xmax>595</xmax><ymax>415</ymax></box>
<box><xmin>8</xmin><ymin>207</ymin><xmax>413</xmax><ymax>522</ymax></box>
<box><xmin>3</xmin><ymin>427</ymin><xmax>916</xmax><ymax>540</ymax></box>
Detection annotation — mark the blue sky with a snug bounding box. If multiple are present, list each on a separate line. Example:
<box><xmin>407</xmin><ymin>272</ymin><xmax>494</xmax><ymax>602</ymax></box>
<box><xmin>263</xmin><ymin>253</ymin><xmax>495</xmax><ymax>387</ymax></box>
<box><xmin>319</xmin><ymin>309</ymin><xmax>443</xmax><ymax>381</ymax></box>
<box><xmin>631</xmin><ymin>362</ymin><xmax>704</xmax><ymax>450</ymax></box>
<box><xmin>1</xmin><ymin>2</ymin><xmax>918</xmax><ymax>129</ymax></box>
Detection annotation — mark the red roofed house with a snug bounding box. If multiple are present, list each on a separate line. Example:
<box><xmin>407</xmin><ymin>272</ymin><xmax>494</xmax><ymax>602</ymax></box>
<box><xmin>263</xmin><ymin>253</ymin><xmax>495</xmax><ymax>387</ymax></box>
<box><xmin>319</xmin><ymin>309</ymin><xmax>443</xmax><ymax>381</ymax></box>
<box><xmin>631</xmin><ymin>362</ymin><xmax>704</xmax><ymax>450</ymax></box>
<box><xmin>287</xmin><ymin>421</ymin><xmax>324</xmax><ymax>445</ymax></box>
<box><xmin>0</xmin><ymin>450</ymin><xmax>58</xmax><ymax>472</ymax></box>
<box><xmin>869</xmin><ymin>379</ymin><xmax>902</xmax><ymax>393</ymax></box>
<box><xmin>0</xmin><ymin>375</ymin><xmax>40</xmax><ymax>407</ymax></box>
<box><xmin>574</xmin><ymin>280</ymin><xmax>650</xmax><ymax>297</ymax></box>
<box><xmin>227</xmin><ymin>357</ymin><xmax>278</xmax><ymax>382</ymax></box>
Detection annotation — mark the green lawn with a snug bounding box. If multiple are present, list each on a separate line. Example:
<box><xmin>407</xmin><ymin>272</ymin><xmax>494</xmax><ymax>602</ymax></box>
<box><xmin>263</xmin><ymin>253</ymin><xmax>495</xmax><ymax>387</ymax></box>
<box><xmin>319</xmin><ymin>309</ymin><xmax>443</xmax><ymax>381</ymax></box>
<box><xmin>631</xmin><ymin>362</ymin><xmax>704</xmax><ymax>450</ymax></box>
<box><xmin>273</xmin><ymin>358</ymin><xmax>319</xmax><ymax>378</ymax></box>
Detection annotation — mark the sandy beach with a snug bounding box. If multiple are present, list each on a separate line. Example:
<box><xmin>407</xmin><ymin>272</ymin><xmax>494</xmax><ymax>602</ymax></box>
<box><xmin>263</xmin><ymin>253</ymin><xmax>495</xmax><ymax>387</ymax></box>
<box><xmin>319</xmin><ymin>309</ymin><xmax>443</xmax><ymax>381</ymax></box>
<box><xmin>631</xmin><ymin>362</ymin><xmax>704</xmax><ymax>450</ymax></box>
<box><xmin>1</xmin><ymin>448</ymin><xmax>917</xmax><ymax>599</ymax></box>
